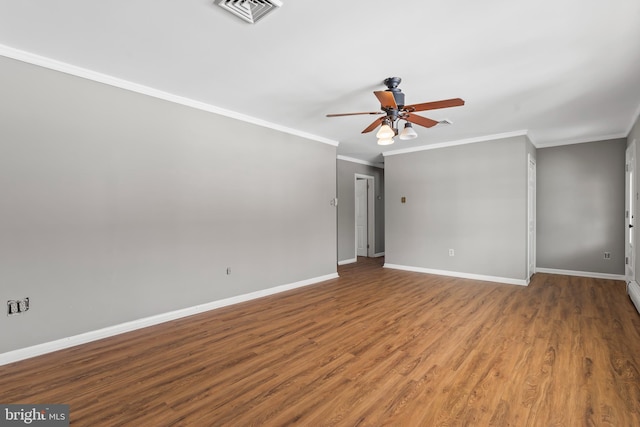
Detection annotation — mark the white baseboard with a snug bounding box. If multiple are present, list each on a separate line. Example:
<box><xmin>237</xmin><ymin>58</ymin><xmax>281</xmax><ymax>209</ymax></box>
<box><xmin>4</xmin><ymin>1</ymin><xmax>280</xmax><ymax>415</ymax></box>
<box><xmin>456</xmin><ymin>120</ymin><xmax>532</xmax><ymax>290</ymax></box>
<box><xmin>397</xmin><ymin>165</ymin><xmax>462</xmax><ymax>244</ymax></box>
<box><xmin>383</xmin><ymin>264</ymin><xmax>527</xmax><ymax>286</ymax></box>
<box><xmin>535</xmin><ymin>268</ymin><xmax>626</xmax><ymax>281</ymax></box>
<box><xmin>373</xmin><ymin>252</ymin><xmax>385</xmax><ymax>258</ymax></box>
<box><xmin>628</xmin><ymin>281</ymin><xmax>640</xmax><ymax>314</ymax></box>
<box><xmin>0</xmin><ymin>272</ymin><xmax>339</xmax><ymax>366</ymax></box>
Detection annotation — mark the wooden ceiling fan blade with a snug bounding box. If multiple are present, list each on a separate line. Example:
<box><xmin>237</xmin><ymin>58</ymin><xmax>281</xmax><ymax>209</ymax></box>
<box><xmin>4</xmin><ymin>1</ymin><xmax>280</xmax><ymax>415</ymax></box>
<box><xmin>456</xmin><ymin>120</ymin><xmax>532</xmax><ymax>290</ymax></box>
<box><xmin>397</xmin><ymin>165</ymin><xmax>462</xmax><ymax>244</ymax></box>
<box><xmin>404</xmin><ymin>98</ymin><xmax>465</xmax><ymax>112</ymax></box>
<box><xmin>362</xmin><ymin>117</ymin><xmax>385</xmax><ymax>134</ymax></box>
<box><xmin>406</xmin><ymin>113</ymin><xmax>439</xmax><ymax>128</ymax></box>
<box><xmin>374</xmin><ymin>91</ymin><xmax>397</xmax><ymax>109</ymax></box>
<box><xmin>326</xmin><ymin>111</ymin><xmax>384</xmax><ymax>117</ymax></box>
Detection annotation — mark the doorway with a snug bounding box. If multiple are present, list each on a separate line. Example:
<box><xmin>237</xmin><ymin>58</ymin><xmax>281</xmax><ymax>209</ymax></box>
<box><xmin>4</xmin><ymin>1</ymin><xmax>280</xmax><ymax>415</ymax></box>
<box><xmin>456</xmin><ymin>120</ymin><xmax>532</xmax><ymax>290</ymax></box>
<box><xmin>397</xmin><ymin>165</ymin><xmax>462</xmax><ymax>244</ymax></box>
<box><xmin>355</xmin><ymin>174</ymin><xmax>375</xmax><ymax>258</ymax></box>
<box><xmin>626</xmin><ymin>140</ymin><xmax>636</xmax><ymax>284</ymax></box>
<box><xmin>528</xmin><ymin>154</ymin><xmax>536</xmax><ymax>280</ymax></box>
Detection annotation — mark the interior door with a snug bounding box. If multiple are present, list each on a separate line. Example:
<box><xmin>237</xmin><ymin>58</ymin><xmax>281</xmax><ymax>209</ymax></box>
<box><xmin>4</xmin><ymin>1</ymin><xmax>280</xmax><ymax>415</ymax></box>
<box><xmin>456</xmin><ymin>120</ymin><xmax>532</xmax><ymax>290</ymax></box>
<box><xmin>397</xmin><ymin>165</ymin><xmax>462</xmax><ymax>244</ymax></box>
<box><xmin>626</xmin><ymin>141</ymin><xmax>636</xmax><ymax>282</ymax></box>
<box><xmin>356</xmin><ymin>178</ymin><xmax>368</xmax><ymax>257</ymax></box>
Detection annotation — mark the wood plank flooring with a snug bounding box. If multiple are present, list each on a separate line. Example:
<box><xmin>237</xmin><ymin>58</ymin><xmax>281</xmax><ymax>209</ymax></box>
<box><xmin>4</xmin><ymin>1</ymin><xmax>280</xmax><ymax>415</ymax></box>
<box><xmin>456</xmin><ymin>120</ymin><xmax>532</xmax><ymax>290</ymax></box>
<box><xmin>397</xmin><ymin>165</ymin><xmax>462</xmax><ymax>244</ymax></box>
<box><xmin>2</xmin><ymin>257</ymin><xmax>640</xmax><ymax>425</ymax></box>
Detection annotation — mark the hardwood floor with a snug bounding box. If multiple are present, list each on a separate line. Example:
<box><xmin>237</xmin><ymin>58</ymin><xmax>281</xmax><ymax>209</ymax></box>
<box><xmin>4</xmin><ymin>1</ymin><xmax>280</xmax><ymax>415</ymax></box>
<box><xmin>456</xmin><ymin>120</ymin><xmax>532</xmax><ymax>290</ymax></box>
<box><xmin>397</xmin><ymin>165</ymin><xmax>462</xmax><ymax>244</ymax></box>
<box><xmin>2</xmin><ymin>258</ymin><xmax>640</xmax><ymax>426</ymax></box>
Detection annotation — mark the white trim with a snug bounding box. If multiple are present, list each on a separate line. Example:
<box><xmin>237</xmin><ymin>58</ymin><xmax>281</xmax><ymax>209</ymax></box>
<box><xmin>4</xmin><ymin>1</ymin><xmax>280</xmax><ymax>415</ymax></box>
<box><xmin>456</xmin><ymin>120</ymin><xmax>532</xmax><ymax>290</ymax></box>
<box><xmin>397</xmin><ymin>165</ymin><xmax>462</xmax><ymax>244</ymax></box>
<box><xmin>382</xmin><ymin>130</ymin><xmax>529</xmax><ymax>157</ymax></box>
<box><xmin>0</xmin><ymin>44</ymin><xmax>338</xmax><ymax>148</ymax></box>
<box><xmin>383</xmin><ymin>263</ymin><xmax>528</xmax><ymax>286</ymax></box>
<box><xmin>527</xmin><ymin>154</ymin><xmax>536</xmax><ymax>280</ymax></box>
<box><xmin>534</xmin><ymin>133</ymin><xmax>629</xmax><ymax>149</ymax></box>
<box><xmin>373</xmin><ymin>252</ymin><xmax>385</xmax><ymax>258</ymax></box>
<box><xmin>627</xmin><ymin>280</ymin><xmax>640</xmax><ymax>314</ymax></box>
<box><xmin>337</xmin><ymin>155</ymin><xmax>384</xmax><ymax>168</ymax></box>
<box><xmin>535</xmin><ymin>267</ymin><xmax>626</xmax><ymax>281</ymax></box>
<box><xmin>354</xmin><ymin>174</ymin><xmax>375</xmax><ymax>259</ymax></box>
<box><xmin>0</xmin><ymin>272</ymin><xmax>338</xmax><ymax>366</ymax></box>
<box><xmin>626</xmin><ymin>139</ymin><xmax>636</xmax><ymax>283</ymax></box>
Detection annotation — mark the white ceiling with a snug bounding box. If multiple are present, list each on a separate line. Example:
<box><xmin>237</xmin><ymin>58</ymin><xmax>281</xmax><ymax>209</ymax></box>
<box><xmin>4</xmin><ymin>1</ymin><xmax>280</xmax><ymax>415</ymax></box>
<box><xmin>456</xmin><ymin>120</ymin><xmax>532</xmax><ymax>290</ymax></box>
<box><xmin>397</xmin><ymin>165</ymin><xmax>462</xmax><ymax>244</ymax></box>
<box><xmin>1</xmin><ymin>0</ymin><xmax>639</xmax><ymax>165</ymax></box>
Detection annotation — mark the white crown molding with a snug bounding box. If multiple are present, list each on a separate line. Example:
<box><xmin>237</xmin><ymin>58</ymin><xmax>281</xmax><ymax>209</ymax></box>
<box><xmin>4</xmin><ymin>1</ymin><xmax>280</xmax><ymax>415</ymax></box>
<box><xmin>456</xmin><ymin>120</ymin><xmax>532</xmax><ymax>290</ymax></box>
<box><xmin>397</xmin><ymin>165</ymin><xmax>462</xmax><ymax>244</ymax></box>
<box><xmin>534</xmin><ymin>132</ymin><xmax>629</xmax><ymax>149</ymax></box>
<box><xmin>0</xmin><ymin>272</ymin><xmax>338</xmax><ymax>366</ymax></box>
<box><xmin>336</xmin><ymin>155</ymin><xmax>384</xmax><ymax>168</ymax></box>
<box><xmin>535</xmin><ymin>267</ymin><xmax>625</xmax><ymax>281</ymax></box>
<box><xmin>0</xmin><ymin>44</ymin><xmax>339</xmax><ymax>147</ymax></box>
<box><xmin>382</xmin><ymin>130</ymin><xmax>529</xmax><ymax>157</ymax></box>
<box><xmin>383</xmin><ymin>263</ymin><xmax>528</xmax><ymax>286</ymax></box>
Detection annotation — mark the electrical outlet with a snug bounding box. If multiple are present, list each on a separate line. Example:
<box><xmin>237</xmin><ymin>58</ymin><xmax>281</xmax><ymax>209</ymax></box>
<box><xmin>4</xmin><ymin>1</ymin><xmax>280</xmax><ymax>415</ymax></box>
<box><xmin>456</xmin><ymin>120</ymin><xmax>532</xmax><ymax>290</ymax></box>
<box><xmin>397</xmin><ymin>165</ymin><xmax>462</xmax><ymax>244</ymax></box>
<box><xmin>226</xmin><ymin>267</ymin><xmax>231</xmax><ymax>275</ymax></box>
<box><xmin>7</xmin><ymin>298</ymin><xmax>29</xmax><ymax>315</ymax></box>
<box><xmin>449</xmin><ymin>249</ymin><xmax>455</xmax><ymax>257</ymax></box>
<box><xmin>604</xmin><ymin>252</ymin><xmax>611</xmax><ymax>260</ymax></box>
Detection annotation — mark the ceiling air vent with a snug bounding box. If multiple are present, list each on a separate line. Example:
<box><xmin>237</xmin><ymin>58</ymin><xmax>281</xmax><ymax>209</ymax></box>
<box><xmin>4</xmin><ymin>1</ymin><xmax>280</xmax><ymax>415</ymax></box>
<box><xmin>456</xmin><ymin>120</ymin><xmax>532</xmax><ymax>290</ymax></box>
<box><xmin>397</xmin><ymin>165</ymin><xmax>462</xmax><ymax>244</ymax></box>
<box><xmin>215</xmin><ymin>0</ymin><xmax>283</xmax><ymax>24</ymax></box>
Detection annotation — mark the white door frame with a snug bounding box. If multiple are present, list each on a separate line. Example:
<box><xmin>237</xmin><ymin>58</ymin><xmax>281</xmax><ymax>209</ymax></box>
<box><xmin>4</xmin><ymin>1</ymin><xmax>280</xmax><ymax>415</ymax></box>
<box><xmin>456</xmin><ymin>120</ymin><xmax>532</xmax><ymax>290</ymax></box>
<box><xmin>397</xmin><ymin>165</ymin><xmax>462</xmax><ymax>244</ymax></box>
<box><xmin>527</xmin><ymin>154</ymin><xmax>536</xmax><ymax>281</ymax></box>
<box><xmin>354</xmin><ymin>174</ymin><xmax>375</xmax><ymax>258</ymax></box>
<box><xmin>355</xmin><ymin>178</ymin><xmax>368</xmax><ymax>257</ymax></box>
<box><xmin>626</xmin><ymin>140</ymin><xmax>636</xmax><ymax>284</ymax></box>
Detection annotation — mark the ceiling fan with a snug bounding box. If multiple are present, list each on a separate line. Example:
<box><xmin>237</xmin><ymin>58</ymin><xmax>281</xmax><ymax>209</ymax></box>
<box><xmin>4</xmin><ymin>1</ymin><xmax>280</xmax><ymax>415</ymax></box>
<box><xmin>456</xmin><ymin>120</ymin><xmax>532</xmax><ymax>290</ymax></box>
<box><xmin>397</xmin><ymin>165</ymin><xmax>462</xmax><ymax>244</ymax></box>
<box><xmin>326</xmin><ymin>77</ymin><xmax>464</xmax><ymax>145</ymax></box>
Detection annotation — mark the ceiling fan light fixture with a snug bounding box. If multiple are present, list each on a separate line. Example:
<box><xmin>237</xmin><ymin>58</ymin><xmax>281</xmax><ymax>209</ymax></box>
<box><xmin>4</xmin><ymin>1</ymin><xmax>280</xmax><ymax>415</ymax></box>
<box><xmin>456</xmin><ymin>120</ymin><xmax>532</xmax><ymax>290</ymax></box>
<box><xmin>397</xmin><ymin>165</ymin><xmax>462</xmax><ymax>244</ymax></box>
<box><xmin>399</xmin><ymin>122</ymin><xmax>418</xmax><ymax>140</ymax></box>
<box><xmin>376</xmin><ymin>122</ymin><xmax>395</xmax><ymax>139</ymax></box>
<box><xmin>325</xmin><ymin>77</ymin><xmax>464</xmax><ymax>146</ymax></box>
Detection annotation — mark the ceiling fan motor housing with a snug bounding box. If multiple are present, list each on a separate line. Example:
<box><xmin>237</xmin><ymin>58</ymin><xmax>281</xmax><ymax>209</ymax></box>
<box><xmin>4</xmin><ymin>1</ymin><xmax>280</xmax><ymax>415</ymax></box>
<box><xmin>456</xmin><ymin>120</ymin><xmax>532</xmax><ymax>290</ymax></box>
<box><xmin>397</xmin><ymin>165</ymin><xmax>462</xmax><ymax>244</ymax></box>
<box><xmin>384</xmin><ymin>77</ymin><xmax>404</xmax><ymax>108</ymax></box>
<box><xmin>392</xmin><ymin>92</ymin><xmax>404</xmax><ymax>109</ymax></box>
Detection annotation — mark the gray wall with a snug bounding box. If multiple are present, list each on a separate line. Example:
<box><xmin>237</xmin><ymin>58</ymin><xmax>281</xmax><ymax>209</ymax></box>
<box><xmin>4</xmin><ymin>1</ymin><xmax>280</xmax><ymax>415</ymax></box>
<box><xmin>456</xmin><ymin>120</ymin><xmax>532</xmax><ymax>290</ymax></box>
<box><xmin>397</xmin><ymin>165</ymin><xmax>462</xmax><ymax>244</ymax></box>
<box><xmin>384</xmin><ymin>136</ymin><xmax>530</xmax><ymax>281</ymax></box>
<box><xmin>0</xmin><ymin>56</ymin><xmax>337</xmax><ymax>353</ymax></box>
<box><xmin>336</xmin><ymin>159</ymin><xmax>384</xmax><ymax>262</ymax></box>
<box><xmin>536</xmin><ymin>139</ymin><xmax>626</xmax><ymax>274</ymax></box>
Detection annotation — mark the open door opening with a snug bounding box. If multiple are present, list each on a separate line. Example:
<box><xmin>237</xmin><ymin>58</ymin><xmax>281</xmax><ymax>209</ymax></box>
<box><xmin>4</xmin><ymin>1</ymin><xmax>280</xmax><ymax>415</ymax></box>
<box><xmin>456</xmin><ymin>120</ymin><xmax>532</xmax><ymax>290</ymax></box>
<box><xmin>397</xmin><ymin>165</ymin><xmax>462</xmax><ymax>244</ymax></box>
<box><xmin>625</xmin><ymin>140</ymin><xmax>640</xmax><ymax>313</ymax></box>
<box><xmin>626</xmin><ymin>140</ymin><xmax>636</xmax><ymax>283</ymax></box>
<box><xmin>528</xmin><ymin>154</ymin><xmax>536</xmax><ymax>281</ymax></box>
<box><xmin>355</xmin><ymin>174</ymin><xmax>375</xmax><ymax>259</ymax></box>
